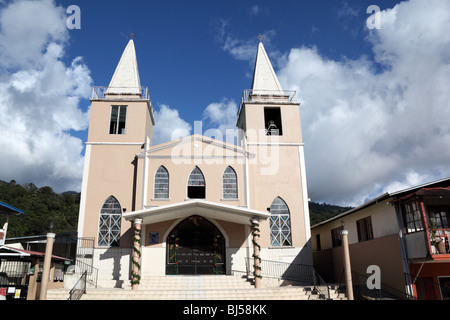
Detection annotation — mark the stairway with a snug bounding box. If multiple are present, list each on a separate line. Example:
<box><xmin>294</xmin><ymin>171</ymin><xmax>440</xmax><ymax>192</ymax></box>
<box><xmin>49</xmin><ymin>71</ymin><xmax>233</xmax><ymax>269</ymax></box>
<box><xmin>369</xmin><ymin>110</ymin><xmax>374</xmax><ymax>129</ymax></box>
<box><xmin>46</xmin><ymin>275</ymin><xmax>347</xmax><ymax>300</ymax></box>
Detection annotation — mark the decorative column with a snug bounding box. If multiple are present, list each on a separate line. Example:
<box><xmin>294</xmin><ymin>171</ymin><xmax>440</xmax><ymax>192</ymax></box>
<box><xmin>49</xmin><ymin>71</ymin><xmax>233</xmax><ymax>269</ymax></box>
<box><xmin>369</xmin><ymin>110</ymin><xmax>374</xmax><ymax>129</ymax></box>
<box><xmin>341</xmin><ymin>229</ymin><xmax>354</xmax><ymax>300</ymax></box>
<box><xmin>131</xmin><ymin>218</ymin><xmax>142</xmax><ymax>290</ymax></box>
<box><xmin>250</xmin><ymin>219</ymin><xmax>262</xmax><ymax>288</ymax></box>
<box><xmin>39</xmin><ymin>233</ymin><xmax>55</xmax><ymax>300</ymax></box>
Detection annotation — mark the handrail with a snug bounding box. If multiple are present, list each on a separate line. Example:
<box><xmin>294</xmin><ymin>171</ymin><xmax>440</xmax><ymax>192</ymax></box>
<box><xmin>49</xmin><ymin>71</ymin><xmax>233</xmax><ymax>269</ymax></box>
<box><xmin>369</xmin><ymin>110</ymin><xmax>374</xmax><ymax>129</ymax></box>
<box><xmin>349</xmin><ymin>270</ymin><xmax>417</xmax><ymax>300</ymax></box>
<box><xmin>69</xmin><ymin>270</ymin><xmax>87</xmax><ymax>300</ymax></box>
<box><xmin>74</xmin><ymin>259</ymin><xmax>99</xmax><ymax>288</ymax></box>
<box><xmin>312</xmin><ymin>268</ymin><xmax>332</xmax><ymax>300</ymax></box>
<box><xmin>244</xmin><ymin>258</ymin><xmax>331</xmax><ymax>299</ymax></box>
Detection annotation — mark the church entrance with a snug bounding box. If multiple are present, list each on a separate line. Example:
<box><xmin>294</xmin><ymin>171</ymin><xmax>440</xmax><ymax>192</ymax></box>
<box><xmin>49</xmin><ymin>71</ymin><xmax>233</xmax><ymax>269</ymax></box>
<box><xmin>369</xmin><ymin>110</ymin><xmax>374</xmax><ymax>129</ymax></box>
<box><xmin>166</xmin><ymin>216</ymin><xmax>225</xmax><ymax>275</ymax></box>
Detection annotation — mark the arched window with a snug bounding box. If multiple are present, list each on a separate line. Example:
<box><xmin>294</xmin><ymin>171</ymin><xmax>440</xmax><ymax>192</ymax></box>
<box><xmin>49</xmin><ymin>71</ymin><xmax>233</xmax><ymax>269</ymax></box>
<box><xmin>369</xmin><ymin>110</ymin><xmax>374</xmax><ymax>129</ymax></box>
<box><xmin>98</xmin><ymin>196</ymin><xmax>122</xmax><ymax>247</ymax></box>
<box><xmin>269</xmin><ymin>197</ymin><xmax>292</xmax><ymax>247</ymax></box>
<box><xmin>222</xmin><ymin>166</ymin><xmax>238</xmax><ymax>199</ymax></box>
<box><xmin>187</xmin><ymin>166</ymin><xmax>205</xmax><ymax>199</ymax></box>
<box><xmin>154</xmin><ymin>166</ymin><xmax>169</xmax><ymax>199</ymax></box>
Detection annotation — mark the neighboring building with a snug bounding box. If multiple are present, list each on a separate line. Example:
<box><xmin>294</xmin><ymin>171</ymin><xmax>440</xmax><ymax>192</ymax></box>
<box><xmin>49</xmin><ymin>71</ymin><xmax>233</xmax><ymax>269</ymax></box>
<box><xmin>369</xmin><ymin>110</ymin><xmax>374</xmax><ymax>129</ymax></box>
<box><xmin>0</xmin><ymin>200</ymin><xmax>24</xmax><ymax>246</ymax></box>
<box><xmin>77</xmin><ymin>39</ymin><xmax>312</xmax><ymax>285</ymax></box>
<box><xmin>311</xmin><ymin>177</ymin><xmax>450</xmax><ymax>300</ymax></box>
<box><xmin>5</xmin><ymin>232</ymin><xmax>78</xmax><ymax>262</ymax></box>
<box><xmin>0</xmin><ymin>201</ymin><xmax>69</xmax><ymax>300</ymax></box>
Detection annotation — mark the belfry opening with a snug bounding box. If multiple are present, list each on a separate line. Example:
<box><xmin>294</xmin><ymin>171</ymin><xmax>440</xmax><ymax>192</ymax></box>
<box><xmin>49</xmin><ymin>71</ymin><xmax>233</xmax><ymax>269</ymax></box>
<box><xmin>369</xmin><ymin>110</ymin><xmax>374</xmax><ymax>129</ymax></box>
<box><xmin>166</xmin><ymin>216</ymin><xmax>226</xmax><ymax>275</ymax></box>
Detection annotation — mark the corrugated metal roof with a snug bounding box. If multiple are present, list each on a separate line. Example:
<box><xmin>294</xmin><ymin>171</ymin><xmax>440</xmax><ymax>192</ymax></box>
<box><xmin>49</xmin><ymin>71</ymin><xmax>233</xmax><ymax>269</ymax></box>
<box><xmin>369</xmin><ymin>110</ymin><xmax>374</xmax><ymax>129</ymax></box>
<box><xmin>311</xmin><ymin>176</ymin><xmax>450</xmax><ymax>228</ymax></box>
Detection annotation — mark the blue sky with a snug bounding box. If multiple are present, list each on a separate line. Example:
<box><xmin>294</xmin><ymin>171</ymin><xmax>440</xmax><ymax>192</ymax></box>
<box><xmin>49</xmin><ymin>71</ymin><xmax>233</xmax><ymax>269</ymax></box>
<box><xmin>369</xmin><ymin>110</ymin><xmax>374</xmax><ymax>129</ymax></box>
<box><xmin>64</xmin><ymin>0</ymin><xmax>389</xmax><ymax>133</ymax></box>
<box><xmin>65</xmin><ymin>0</ymin><xmax>394</xmax><ymax>154</ymax></box>
<box><xmin>1</xmin><ymin>0</ymin><xmax>450</xmax><ymax>207</ymax></box>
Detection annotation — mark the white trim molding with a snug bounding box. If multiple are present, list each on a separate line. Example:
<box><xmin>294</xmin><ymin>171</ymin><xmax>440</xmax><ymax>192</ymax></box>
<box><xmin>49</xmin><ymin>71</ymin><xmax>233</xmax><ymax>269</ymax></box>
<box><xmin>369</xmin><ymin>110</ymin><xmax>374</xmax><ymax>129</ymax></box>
<box><xmin>298</xmin><ymin>144</ymin><xmax>311</xmax><ymax>242</ymax></box>
<box><xmin>77</xmin><ymin>144</ymin><xmax>92</xmax><ymax>237</ymax></box>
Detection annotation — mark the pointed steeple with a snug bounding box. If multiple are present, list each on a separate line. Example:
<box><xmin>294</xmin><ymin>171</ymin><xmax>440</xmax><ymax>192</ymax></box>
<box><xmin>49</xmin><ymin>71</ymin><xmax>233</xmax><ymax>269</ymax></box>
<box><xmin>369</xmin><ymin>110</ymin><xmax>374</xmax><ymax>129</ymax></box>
<box><xmin>106</xmin><ymin>39</ymin><xmax>141</xmax><ymax>95</ymax></box>
<box><xmin>251</xmin><ymin>42</ymin><xmax>283</xmax><ymax>93</ymax></box>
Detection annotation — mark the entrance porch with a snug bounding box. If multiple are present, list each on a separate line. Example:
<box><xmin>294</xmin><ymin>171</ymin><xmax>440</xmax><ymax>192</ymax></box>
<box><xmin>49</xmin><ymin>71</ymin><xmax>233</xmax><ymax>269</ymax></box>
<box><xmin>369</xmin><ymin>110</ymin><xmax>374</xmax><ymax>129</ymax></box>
<box><xmin>123</xmin><ymin>200</ymin><xmax>270</xmax><ymax>285</ymax></box>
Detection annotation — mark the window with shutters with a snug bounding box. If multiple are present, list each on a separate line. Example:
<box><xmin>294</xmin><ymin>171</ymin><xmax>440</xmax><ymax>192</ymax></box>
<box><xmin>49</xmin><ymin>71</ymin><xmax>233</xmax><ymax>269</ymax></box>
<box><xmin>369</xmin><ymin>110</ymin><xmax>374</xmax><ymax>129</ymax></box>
<box><xmin>356</xmin><ymin>216</ymin><xmax>374</xmax><ymax>242</ymax></box>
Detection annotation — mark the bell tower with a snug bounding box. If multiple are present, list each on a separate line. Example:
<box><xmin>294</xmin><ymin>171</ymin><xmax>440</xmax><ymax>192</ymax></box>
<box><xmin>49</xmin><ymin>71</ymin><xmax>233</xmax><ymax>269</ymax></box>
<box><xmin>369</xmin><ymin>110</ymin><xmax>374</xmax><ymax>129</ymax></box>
<box><xmin>237</xmin><ymin>41</ymin><xmax>303</xmax><ymax>144</ymax></box>
<box><xmin>237</xmin><ymin>41</ymin><xmax>312</xmax><ymax>264</ymax></box>
<box><xmin>77</xmin><ymin>39</ymin><xmax>155</xmax><ymax>245</ymax></box>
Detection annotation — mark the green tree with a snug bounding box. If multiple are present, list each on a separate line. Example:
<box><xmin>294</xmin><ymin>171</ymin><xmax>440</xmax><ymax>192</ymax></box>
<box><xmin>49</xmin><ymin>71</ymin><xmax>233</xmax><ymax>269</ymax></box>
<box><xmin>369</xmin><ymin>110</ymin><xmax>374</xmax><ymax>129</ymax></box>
<box><xmin>0</xmin><ymin>180</ymin><xmax>80</xmax><ymax>238</ymax></box>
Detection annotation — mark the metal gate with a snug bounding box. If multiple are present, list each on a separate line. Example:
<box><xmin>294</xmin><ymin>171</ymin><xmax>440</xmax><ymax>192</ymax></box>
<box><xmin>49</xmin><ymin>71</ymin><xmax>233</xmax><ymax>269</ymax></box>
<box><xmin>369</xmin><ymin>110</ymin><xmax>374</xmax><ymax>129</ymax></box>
<box><xmin>175</xmin><ymin>247</ymin><xmax>217</xmax><ymax>274</ymax></box>
<box><xmin>166</xmin><ymin>216</ymin><xmax>225</xmax><ymax>275</ymax></box>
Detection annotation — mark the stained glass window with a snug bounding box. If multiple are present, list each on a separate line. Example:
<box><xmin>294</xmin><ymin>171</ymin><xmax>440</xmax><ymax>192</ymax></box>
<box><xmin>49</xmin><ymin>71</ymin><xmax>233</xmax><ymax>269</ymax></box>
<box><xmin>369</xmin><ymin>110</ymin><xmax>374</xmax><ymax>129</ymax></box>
<box><xmin>188</xmin><ymin>166</ymin><xmax>205</xmax><ymax>186</ymax></box>
<box><xmin>269</xmin><ymin>197</ymin><xmax>292</xmax><ymax>246</ymax></box>
<box><xmin>98</xmin><ymin>196</ymin><xmax>122</xmax><ymax>247</ymax></box>
<box><xmin>187</xmin><ymin>167</ymin><xmax>206</xmax><ymax>199</ymax></box>
<box><xmin>154</xmin><ymin>166</ymin><xmax>169</xmax><ymax>199</ymax></box>
<box><xmin>222</xmin><ymin>166</ymin><xmax>238</xmax><ymax>199</ymax></box>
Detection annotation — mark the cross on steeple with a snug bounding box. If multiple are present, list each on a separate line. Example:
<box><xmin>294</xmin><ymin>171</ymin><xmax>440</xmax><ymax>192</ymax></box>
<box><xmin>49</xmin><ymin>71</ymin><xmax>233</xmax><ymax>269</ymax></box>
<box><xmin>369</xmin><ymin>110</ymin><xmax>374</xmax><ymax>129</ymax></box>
<box><xmin>256</xmin><ymin>33</ymin><xmax>264</xmax><ymax>43</ymax></box>
<box><xmin>128</xmin><ymin>32</ymin><xmax>137</xmax><ymax>39</ymax></box>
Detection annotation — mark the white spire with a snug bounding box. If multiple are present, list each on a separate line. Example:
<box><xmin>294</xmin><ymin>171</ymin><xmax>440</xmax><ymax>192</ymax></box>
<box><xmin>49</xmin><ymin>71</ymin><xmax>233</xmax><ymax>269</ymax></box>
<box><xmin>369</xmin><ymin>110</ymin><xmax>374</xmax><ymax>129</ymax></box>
<box><xmin>251</xmin><ymin>42</ymin><xmax>283</xmax><ymax>93</ymax></box>
<box><xmin>106</xmin><ymin>39</ymin><xmax>141</xmax><ymax>95</ymax></box>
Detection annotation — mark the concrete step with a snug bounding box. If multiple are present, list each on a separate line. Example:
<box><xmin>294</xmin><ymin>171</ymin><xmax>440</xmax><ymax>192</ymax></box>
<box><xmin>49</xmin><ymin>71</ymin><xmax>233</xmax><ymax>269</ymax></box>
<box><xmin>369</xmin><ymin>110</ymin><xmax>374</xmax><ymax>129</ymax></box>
<box><xmin>137</xmin><ymin>275</ymin><xmax>254</xmax><ymax>289</ymax></box>
<box><xmin>47</xmin><ymin>275</ymin><xmax>347</xmax><ymax>300</ymax></box>
<box><xmin>47</xmin><ymin>287</ymin><xmax>347</xmax><ymax>300</ymax></box>
<box><xmin>45</xmin><ymin>289</ymin><xmax>66</xmax><ymax>300</ymax></box>
<box><xmin>78</xmin><ymin>287</ymin><xmax>320</xmax><ymax>300</ymax></box>
<box><xmin>97</xmin><ymin>275</ymin><xmax>260</xmax><ymax>290</ymax></box>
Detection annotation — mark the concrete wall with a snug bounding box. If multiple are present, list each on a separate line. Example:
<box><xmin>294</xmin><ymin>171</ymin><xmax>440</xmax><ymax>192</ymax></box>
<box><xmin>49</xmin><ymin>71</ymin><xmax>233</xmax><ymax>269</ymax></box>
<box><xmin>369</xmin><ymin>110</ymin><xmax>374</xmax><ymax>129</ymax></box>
<box><xmin>311</xmin><ymin>200</ymin><xmax>407</xmax><ymax>293</ymax></box>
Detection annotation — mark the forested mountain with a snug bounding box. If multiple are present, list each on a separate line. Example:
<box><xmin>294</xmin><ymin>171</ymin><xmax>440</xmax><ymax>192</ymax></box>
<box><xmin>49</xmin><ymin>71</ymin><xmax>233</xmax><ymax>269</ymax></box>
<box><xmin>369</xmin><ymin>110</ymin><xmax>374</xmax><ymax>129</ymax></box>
<box><xmin>0</xmin><ymin>179</ymin><xmax>350</xmax><ymax>238</ymax></box>
<box><xmin>0</xmin><ymin>180</ymin><xmax>79</xmax><ymax>238</ymax></box>
<box><xmin>308</xmin><ymin>201</ymin><xmax>353</xmax><ymax>226</ymax></box>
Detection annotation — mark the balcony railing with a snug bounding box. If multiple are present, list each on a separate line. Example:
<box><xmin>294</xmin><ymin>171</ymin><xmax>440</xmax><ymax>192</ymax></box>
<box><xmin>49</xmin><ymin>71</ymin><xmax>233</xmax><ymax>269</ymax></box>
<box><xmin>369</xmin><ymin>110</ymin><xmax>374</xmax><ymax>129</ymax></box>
<box><xmin>91</xmin><ymin>86</ymin><xmax>150</xmax><ymax>101</ymax></box>
<box><xmin>430</xmin><ymin>228</ymin><xmax>450</xmax><ymax>255</ymax></box>
<box><xmin>238</xmin><ymin>89</ymin><xmax>297</xmax><ymax>115</ymax></box>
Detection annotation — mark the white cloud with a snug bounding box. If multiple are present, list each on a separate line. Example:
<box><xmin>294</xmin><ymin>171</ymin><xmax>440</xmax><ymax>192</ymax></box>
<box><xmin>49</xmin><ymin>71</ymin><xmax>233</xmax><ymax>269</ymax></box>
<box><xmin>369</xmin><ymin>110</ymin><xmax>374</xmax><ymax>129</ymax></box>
<box><xmin>337</xmin><ymin>1</ymin><xmax>360</xmax><ymax>18</ymax></box>
<box><xmin>249</xmin><ymin>5</ymin><xmax>260</xmax><ymax>16</ymax></box>
<box><xmin>277</xmin><ymin>0</ymin><xmax>450</xmax><ymax>206</ymax></box>
<box><xmin>222</xmin><ymin>35</ymin><xmax>258</xmax><ymax>62</ymax></box>
<box><xmin>153</xmin><ymin>104</ymin><xmax>192</xmax><ymax>145</ymax></box>
<box><xmin>0</xmin><ymin>0</ymin><xmax>92</xmax><ymax>192</ymax></box>
<box><xmin>202</xmin><ymin>99</ymin><xmax>239</xmax><ymax>144</ymax></box>
<box><xmin>202</xmin><ymin>99</ymin><xmax>238</xmax><ymax>133</ymax></box>
<box><xmin>216</xmin><ymin>20</ymin><xmax>279</xmax><ymax>65</ymax></box>
<box><xmin>0</xmin><ymin>0</ymin><xmax>67</xmax><ymax>69</ymax></box>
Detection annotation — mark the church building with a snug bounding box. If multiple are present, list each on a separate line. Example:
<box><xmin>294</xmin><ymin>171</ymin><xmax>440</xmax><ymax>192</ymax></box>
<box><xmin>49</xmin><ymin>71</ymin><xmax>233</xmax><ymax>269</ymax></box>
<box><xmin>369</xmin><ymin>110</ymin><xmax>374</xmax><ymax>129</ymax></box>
<box><xmin>77</xmin><ymin>38</ymin><xmax>312</xmax><ymax>287</ymax></box>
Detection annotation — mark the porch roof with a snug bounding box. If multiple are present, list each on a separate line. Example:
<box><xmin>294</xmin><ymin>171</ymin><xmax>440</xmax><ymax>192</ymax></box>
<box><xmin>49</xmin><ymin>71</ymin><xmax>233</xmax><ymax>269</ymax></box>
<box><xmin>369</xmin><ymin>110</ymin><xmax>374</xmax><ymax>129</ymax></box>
<box><xmin>123</xmin><ymin>200</ymin><xmax>270</xmax><ymax>226</ymax></box>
